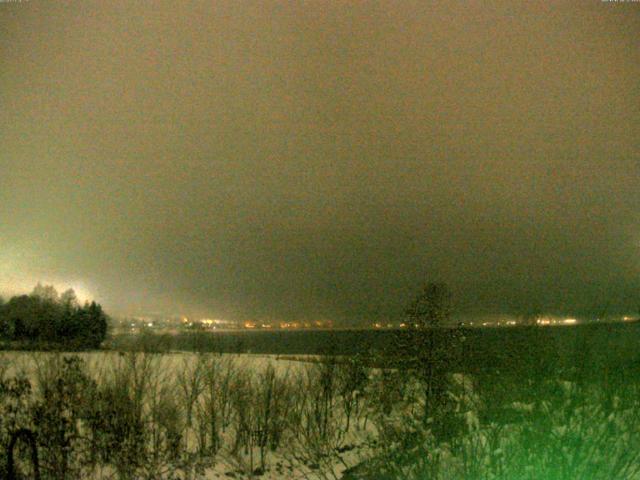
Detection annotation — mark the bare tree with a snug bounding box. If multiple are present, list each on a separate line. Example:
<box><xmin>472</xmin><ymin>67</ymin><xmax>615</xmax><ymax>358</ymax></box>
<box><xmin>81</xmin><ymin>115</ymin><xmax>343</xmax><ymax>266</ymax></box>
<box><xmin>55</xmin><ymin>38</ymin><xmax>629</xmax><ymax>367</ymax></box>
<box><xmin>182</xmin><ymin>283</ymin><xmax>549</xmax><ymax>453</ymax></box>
<box><xmin>337</xmin><ymin>353</ymin><xmax>368</xmax><ymax>433</ymax></box>
<box><xmin>176</xmin><ymin>354</ymin><xmax>206</xmax><ymax>430</ymax></box>
<box><xmin>195</xmin><ymin>355</ymin><xmax>223</xmax><ymax>456</ymax></box>
<box><xmin>403</xmin><ymin>282</ymin><xmax>461</xmax><ymax>436</ymax></box>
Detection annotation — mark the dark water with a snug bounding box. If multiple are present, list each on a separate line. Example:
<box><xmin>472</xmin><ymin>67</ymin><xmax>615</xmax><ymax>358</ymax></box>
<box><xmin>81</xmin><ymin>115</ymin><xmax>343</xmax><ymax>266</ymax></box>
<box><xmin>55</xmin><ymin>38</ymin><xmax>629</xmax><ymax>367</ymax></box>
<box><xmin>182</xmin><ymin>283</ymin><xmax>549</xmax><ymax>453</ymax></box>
<box><xmin>112</xmin><ymin>321</ymin><xmax>640</xmax><ymax>377</ymax></box>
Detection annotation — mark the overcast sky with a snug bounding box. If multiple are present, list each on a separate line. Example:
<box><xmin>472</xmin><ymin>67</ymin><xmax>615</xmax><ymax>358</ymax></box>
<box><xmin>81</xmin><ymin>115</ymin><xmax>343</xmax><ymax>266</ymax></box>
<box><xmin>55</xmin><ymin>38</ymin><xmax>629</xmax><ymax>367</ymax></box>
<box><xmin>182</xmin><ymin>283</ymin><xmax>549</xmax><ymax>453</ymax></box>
<box><xmin>1</xmin><ymin>1</ymin><xmax>639</xmax><ymax>323</ymax></box>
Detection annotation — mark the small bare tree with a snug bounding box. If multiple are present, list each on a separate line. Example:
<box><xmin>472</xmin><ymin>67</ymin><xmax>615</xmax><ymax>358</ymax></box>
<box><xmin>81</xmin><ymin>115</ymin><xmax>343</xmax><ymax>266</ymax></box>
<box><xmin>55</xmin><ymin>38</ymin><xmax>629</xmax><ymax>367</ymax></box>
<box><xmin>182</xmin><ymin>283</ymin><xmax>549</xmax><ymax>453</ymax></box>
<box><xmin>176</xmin><ymin>354</ymin><xmax>206</xmax><ymax>430</ymax></box>
<box><xmin>337</xmin><ymin>353</ymin><xmax>368</xmax><ymax>433</ymax></box>
<box><xmin>195</xmin><ymin>355</ymin><xmax>220</xmax><ymax>456</ymax></box>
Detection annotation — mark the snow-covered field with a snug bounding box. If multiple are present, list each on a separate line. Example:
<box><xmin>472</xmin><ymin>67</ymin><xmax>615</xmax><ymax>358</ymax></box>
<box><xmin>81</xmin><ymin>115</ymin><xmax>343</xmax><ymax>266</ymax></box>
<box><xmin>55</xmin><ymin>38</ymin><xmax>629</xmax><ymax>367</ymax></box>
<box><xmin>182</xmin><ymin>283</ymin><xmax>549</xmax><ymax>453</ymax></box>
<box><xmin>0</xmin><ymin>351</ymin><xmax>306</xmax><ymax>380</ymax></box>
<box><xmin>0</xmin><ymin>351</ymin><xmax>381</xmax><ymax>479</ymax></box>
<box><xmin>2</xmin><ymin>351</ymin><xmax>640</xmax><ymax>479</ymax></box>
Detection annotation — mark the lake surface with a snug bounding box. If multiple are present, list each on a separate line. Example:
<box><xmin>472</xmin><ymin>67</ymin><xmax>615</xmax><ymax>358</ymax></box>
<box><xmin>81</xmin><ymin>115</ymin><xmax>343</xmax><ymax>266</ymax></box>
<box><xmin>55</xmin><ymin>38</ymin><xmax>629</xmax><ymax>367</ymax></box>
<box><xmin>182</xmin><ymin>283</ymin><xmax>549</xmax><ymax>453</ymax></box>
<box><xmin>111</xmin><ymin>321</ymin><xmax>640</xmax><ymax>377</ymax></box>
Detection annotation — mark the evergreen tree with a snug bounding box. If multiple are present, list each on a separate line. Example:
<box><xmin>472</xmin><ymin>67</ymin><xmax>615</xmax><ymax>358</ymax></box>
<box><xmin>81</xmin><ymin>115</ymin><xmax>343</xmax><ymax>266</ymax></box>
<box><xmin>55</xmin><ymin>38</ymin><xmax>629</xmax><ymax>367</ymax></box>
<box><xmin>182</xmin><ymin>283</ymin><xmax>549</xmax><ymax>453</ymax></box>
<box><xmin>0</xmin><ymin>285</ymin><xmax>109</xmax><ymax>348</ymax></box>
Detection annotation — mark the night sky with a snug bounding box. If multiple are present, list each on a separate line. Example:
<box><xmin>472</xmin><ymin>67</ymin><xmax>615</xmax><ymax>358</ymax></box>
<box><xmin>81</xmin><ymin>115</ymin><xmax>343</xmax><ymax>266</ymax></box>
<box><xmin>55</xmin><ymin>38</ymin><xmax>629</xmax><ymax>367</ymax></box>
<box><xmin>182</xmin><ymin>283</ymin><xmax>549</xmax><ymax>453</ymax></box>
<box><xmin>1</xmin><ymin>2</ymin><xmax>639</xmax><ymax>323</ymax></box>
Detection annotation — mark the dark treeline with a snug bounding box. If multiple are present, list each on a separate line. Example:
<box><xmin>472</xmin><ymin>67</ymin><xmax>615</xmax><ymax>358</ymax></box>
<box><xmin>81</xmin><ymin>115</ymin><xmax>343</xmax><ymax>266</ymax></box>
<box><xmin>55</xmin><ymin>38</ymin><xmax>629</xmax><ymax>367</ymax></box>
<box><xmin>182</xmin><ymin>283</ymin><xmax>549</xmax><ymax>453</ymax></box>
<box><xmin>0</xmin><ymin>284</ymin><xmax>108</xmax><ymax>349</ymax></box>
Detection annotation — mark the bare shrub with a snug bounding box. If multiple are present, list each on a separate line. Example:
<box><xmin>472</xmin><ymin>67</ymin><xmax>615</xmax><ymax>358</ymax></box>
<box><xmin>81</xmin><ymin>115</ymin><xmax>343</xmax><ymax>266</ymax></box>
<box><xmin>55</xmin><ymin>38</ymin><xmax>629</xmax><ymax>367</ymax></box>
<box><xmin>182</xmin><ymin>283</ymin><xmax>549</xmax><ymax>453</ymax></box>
<box><xmin>141</xmin><ymin>377</ymin><xmax>185</xmax><ymax>478</ymax></box>
<box><xmin>223</xmin><ymin>361</ymin><xmax>295</xmax><ymax>476</ymax></box>
<box><xmin>32</xmin><ymin>355</ymin><xmax>96</xmax><ymax>479</ymax></box>
<box><xmin>83</xmin><ymin>353</ymin><xmax>161</xmax><ymax>479</ymax></box>
<box><xmin>284</xmin><ymin>359</ymin><xmax>362</xmax><ymax>480</ymax></box>
<box><xmin>252</xmin><ymin>364</ymin><xmax>291</xmax><ymax>469</ymax></box>
<box><xmin>336</xmin><ymin>353</ymin><xmax>368</xmax><ymax>434</ymax></box>
<box><xmin>194</xmin><ymin>354</ymin><xmax>237</xmax><ymax>457</ymax></box>
<box><xmin>0</xmin><ymin>371</ymin><xmax>34</xmax><ymax>478</ymax></box>
<box><xmin>216</xmin><ymin>355</ymin><xmax>237</xmax><ymax>434</ymax></box>
<box><xmin>304</xmin><ymin>359</ymin><xmax>337</xmax><ymax>442</ymax></box>
<box><xmin>176</xmin><ymin>354</ymin><xmax>206</xmax><ymax>430</ymax></box>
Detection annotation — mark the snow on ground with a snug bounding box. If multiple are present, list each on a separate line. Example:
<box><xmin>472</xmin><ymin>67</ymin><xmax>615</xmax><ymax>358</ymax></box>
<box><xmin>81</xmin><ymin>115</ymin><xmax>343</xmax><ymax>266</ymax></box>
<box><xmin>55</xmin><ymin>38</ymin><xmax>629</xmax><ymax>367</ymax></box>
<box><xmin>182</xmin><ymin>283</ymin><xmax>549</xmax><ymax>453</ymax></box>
<box><xmin>0</xmin><ymin>351</ymin><xmax>378</xmax><ymax>479</ymax></box>
<box><xmin>7</xmin><ymin>351</ymin><xmax>624</xmax><ymax>479</ymax></box>
<box><xmin>0</xmin><ymin>351</ymin><xmax>308</xmax><ymax>378</ymax></box>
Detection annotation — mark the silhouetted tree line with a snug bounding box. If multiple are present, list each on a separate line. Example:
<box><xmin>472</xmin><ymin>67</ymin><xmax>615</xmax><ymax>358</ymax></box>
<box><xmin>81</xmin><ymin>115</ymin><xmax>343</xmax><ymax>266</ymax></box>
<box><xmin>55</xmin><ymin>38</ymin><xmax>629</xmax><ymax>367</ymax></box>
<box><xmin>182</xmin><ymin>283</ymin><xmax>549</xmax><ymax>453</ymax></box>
<box><xmin>0</xmin><ymin>284</ymin><xmax>108</xmax><ymax>349</ymax></box>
